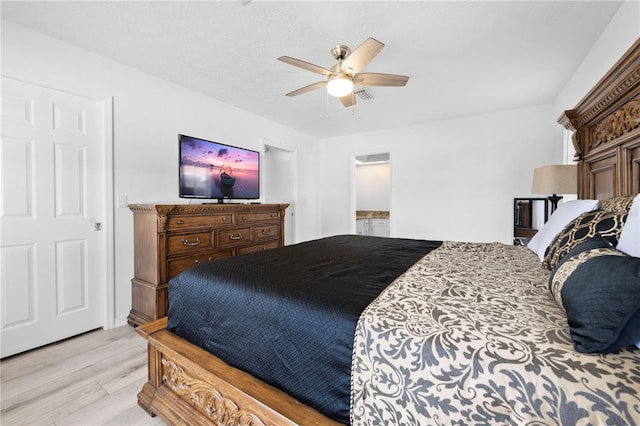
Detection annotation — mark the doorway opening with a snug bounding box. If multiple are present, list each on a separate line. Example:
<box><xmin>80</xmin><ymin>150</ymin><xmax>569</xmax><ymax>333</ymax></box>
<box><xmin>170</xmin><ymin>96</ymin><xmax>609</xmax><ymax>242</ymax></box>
<box><xmin>263</xmin><ymin>142</ymin><xmax>297</xmax><ymax>245</ymax></box>
<box><xmin>353</xmin><ymin>153</ymin><xmax>390</xmax><ymax>237</ymax></box>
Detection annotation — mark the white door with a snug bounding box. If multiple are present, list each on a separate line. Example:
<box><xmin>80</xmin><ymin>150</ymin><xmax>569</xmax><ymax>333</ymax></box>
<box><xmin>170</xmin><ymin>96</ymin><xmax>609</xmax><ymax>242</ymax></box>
<box><xmin>1</xmin><ymin>78</ymin><xmax>106</xmax><ymax>358</ymax></box>
<box><xmin>263</xmin><ymin>145</ymin><xmax>296</xmax><ymax>245</ymax></box>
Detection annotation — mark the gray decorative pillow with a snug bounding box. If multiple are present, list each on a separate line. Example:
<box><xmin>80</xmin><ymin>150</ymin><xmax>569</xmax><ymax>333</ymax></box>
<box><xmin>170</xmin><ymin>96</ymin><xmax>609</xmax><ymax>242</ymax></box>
<box><xmin>549</xmin><ymin>237</ymin><xmax>614</xmax><ymax>307</ymax></box>
<box><xmin>549</xmin><ymin>240</ymin><xmax>640</xmax><ymax>354</ymax></box>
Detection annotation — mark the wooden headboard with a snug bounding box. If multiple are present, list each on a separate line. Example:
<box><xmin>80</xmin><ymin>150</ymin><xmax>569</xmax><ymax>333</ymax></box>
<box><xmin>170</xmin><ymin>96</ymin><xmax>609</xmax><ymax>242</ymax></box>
<box><xmin>558</xmin><ymin>38</ymin><xmax>640</xmax><ymax>200</ymax></box>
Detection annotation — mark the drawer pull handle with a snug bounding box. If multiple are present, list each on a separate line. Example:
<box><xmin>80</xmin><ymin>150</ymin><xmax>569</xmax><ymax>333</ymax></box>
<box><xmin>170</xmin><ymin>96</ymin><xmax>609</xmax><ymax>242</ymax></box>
<box><xmin>222</xmin><ymin>217</ymin><xmax>227</xmax><ymax>221</ymax></box>
<box><xmin>261</xmin><ymin>229</ymin><xmax>272</xmax><ymax>235</ymax></box>
<box><xmin>228</xmin><ymin>232</ymin><xmax>243</xmax><ymax>240</ymax></box>
<box><xmin>181</xmin><ymin>237</ymin><xmax>201</xmax><ymax>247</ymax></box>
<box><xmin>177</xmin><ymin>220</ymin><xmax>184</xmax><ymax>225</ymax></box>
<box><xmin>271</xmin><ymin>214</ymin><xmax>276</xmax><ymax>218</ymax></box>
<box><xmin>242</xmin><ymin>216</ymin><xmax>247</xmax><ymax>220</ymax></box>
<box><xmin>194</xmin><ymin>260</ymin><xmax>200</xmax><ymax>265</ymax></box>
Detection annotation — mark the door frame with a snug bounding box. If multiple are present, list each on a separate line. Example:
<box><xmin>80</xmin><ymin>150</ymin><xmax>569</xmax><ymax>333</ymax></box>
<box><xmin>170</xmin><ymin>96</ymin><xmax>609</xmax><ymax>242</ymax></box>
<box><xmin>261</xmin><ymin>138</ymin><xmax>297</xmax><ymax>245</ymax></box>
<box><xmin>103</xmin><ymin>97</ymin><xmax>115</xmax><ymax>329</ymax></box>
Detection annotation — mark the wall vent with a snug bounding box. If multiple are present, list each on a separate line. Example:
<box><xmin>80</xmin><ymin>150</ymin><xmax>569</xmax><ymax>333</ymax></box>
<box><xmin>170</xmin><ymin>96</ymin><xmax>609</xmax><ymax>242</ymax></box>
<box><xmin>355</xmin><ymin>88</ymin><xmax>374</xmax><ymax>101</ymax></box>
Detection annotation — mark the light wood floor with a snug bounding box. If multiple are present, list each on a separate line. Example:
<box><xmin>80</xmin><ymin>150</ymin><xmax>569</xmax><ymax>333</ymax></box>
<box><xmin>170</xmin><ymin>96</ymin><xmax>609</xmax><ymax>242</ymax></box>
<box><xmin>0</xmin><ymin>325</ymin><xmax>165</xmax><ymax>425</ymax></box>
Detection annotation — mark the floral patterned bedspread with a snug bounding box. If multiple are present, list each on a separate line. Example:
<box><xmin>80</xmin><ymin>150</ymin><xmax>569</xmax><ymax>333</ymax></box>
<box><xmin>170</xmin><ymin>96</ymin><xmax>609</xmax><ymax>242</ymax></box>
<box><xmin>351</xmin><ymin>241</ymin><xmax>640</xmax><ymax>425</ymax></box>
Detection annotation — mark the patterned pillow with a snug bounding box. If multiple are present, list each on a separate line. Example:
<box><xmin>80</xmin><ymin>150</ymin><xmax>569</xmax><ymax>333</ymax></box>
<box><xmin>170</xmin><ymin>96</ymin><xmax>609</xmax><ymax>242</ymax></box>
<box><xmin>598</xmin><ymin>196</ymin><xmax>634</xmax><ymax>213</ymax></box>
<box><xmin>548</xmin><ymin>242</ymin><xmax>640</xmax><ymax>354</ymax></box>
<box><xmin>526</xmin><ymin>199</ymin><xmax>598</xmax><ymax>261</ymax></box>
<box><xmin>542</xmin><ymin>210</ymin><xmax>627</xmax><ymax>270</ymax></box>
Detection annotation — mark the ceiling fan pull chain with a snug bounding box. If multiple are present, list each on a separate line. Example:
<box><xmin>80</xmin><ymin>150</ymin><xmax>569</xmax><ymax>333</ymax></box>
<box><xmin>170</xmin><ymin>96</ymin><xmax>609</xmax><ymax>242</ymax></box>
<box><xmin>326</xmin><ymin>90</ymin><xmax>330</xmax><ymax>119</ymax></box>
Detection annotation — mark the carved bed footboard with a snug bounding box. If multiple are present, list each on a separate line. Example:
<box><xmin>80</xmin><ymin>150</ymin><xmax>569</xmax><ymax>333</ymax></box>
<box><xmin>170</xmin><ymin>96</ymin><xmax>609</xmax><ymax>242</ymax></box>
<box><xmin>136</xmin><ymin>318</ymin><xmax>341</xmax><ymax>426</ymax></box>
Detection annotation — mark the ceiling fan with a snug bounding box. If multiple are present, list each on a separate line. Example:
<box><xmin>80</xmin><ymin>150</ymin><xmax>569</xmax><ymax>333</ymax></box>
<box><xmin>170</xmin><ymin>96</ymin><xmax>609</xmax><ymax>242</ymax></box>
<box><xmin>277</xmin><ymin>37</ymin><xmax>409</xmax><ymax>107</ymax></box>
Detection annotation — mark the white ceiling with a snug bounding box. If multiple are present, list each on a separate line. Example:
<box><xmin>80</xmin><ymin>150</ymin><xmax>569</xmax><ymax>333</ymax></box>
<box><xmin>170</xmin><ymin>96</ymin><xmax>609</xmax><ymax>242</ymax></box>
<box><xmin>1</xmin><ymin>1</ymin><xmax>623</xmax><ymax>139</ymax></box>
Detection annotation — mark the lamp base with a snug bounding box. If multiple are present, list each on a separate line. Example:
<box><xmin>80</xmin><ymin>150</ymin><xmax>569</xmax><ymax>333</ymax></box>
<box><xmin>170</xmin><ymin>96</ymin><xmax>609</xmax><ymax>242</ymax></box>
<box><xmin>548</xmin><ymin>194</ymin><xmax>563</xmax><ymax>213</ymax></box>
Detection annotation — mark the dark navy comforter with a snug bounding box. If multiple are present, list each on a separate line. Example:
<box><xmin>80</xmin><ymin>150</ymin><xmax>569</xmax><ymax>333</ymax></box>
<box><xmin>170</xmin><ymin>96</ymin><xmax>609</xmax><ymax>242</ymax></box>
<box><xmin>167</xmin><ymin>234</ymin><xmax>441</xmax><ymax>424</ymax></box>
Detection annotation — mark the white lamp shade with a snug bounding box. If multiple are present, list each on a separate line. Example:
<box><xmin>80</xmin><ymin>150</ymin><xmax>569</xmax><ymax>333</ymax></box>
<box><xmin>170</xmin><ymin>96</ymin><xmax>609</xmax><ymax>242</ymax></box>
<box><xmin>531</xmin><ymin>164</ymin><xmax>577</xmax><ymax>194</ymax></box>
<box><xmin>326</xmin><ymin>75</ymin><xmax>354</xmax><ymax>97</ymax></box>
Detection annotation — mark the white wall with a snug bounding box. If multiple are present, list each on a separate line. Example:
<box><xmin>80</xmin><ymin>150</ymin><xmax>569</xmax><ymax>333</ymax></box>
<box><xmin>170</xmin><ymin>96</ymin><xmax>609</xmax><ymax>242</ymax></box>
<box><xmin>554</xmin><ymin>1</ymin><xmax>639</xmax><ymax>118</ymax></box>
<box><xmin>356</xmin><ymin>163</ymin><xmax>390</xmax><ymax>211</ymax></box>
<box><xmin>321</xmin><ymin>104</ymin><xmax>561</xmax><ymax>243</ymax></box>
<box><xmin>1</xmin><ymin>21</ymin><xmax>322</xmax><ymax>326</ymax></box>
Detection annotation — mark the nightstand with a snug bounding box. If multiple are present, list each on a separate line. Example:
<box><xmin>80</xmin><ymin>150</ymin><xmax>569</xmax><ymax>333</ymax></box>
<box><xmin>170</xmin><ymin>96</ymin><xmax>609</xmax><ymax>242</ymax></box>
<box><xmin>513</xmin><ymin>198</ymin><xmax>549</xmax><ymax>245</ymax></box>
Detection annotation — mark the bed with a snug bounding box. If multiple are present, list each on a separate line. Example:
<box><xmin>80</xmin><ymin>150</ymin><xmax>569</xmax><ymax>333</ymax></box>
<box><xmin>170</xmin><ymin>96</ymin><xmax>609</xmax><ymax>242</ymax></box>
<box><xmin>136</xmin><ymin>39</ymin><xmax>640</xmax><ymax>425</ymax></box>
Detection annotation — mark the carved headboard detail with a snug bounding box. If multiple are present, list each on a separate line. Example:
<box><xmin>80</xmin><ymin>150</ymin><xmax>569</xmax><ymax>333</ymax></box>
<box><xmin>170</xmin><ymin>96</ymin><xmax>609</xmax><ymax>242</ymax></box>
<box><xmin>558</xmin><ymin>38</ymin><xmax>640</xmax><ymax>200</ymax></box>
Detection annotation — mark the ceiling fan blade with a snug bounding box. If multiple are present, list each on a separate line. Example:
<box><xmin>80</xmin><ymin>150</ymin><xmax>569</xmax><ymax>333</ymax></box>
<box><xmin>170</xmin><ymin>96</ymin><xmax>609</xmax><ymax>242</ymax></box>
<box><xmin>285</xmin><ymin>81</ymin><xmax>327</xmax><ymax>97</ymax></box>
<box><xmin>339</xmin><ymin>92</ymin><xmax>356</xmax><ymax>108</ymax></box>
<box><xmin>278</xmin><ymin>56</ymin><xmax>333</xmax><ymax>76</ymax></box>
<box><xmin>354</xmin><ymin>73</ymin><xmax>409</xmax><ymax>87</ymax></box>
<box><xmin>341</xmin><ymin>38</ymin><xmax>384</xmax><ymax>75</ymax></box>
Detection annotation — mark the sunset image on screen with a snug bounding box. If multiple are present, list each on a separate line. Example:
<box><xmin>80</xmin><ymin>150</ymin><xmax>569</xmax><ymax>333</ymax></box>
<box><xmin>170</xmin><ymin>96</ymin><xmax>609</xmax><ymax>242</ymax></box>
<box><xmin>179</xmin><ymin>135</ymin><xmax>259</xmax><ymax>199</ymax></box>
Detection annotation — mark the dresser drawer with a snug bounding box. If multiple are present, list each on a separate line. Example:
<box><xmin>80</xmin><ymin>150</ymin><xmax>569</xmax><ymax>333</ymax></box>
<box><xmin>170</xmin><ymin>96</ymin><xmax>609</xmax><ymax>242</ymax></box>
<box><xmin>238</xmin><ymin>211</ymin><xmax>279</xmax><ymax>224</ymax></box>
<box><xmin>252</xmin><ymin>225</ymin><xmax>280</xmax><ymax>241</ymax></box>
<box><xmin>166</xmin><ymin>214</ymin><xmax>233</xmax><ymax>231</ymax></box>
<box><xmin>167</xmin><ymin>249</ymin><xmax>233</xmax><ymax>279</ymax></box>
<box><xmin>237</xmin><ymin>240</ymin><xmax>280</xmax><ymax>255</ymax></box>
<box><xmin>216</xmin><ymin>227</ymin><xmax>252</xmax><ymax>248</ymax></box>
<box><xmin>167</xmin><ymin>232</ymin><xmax>213</xmax><ymax>255</ymax></box>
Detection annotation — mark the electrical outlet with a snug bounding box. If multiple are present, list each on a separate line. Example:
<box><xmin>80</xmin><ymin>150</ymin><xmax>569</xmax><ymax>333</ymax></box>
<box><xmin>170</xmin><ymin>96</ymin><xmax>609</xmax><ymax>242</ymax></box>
<box><xmin>118</xmin><ymin>195</ymin><xmax>128</xmax><ymax>208</ymax></box>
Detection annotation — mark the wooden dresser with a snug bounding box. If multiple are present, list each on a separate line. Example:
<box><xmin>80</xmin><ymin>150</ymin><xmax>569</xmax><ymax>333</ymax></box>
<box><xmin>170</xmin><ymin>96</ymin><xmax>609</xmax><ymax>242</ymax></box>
<box><xmin>127</xmin><ymin>203</ymin><xmax>289</xmax><ymax>326</ymax></box>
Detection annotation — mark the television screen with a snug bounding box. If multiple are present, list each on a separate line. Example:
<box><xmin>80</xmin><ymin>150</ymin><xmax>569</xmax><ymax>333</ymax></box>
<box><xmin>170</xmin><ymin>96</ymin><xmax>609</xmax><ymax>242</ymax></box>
<box><xmin>179</xmin><ymin>134</ymin><xmax>260</xmax><ymax>201</ymax></box>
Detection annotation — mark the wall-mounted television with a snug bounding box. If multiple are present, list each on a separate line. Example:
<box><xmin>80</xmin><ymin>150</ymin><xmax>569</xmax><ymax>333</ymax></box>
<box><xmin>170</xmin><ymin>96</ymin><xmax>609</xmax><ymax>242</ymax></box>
<box><xmin>179</xmin><ymin>134</ymin><xmax>260</xmax><ymax>202</ymax></box>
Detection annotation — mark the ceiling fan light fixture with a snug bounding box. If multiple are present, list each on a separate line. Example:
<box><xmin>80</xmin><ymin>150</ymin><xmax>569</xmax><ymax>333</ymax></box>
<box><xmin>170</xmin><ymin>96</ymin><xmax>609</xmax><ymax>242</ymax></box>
<box><xmin>326</xmin><ymin>75</ymin><xmax>354</xmax><ymax>97</ymax></box>
<box><xmin>278</xmin><ymin>38</ymin><xmax>408</xmax><ymax>107</ymax></box>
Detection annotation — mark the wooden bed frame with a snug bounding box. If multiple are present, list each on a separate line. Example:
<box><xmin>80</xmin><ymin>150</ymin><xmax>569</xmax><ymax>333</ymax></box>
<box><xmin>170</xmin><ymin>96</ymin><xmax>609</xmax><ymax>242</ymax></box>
<box><xmin>136</xmin><ymin>317</ymin><xmax>340</xmax><ymax>425</ymax></box>
<box><xmin>136</xmin><ymin>39</ymin><xmax>640</xmax><ymax>426</ymax></box>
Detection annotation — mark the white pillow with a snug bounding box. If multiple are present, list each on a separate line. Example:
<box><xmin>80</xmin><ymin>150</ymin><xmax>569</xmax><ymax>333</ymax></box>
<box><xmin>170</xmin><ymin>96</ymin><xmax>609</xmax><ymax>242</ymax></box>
<box><xmin>527</xmin><ymin>199</ymin><xmax>599</xmax><ymax>261</ymax></box>
<box><xmin>617</xmin><ymin>194</ymin><xmax>640</xmax><ymax>257</ymax></box>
